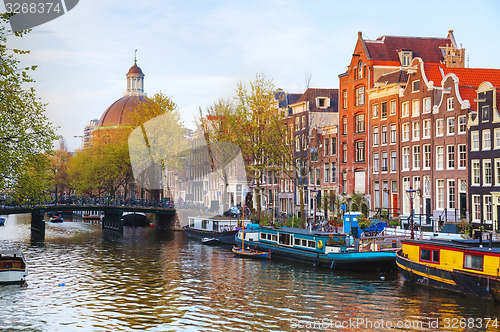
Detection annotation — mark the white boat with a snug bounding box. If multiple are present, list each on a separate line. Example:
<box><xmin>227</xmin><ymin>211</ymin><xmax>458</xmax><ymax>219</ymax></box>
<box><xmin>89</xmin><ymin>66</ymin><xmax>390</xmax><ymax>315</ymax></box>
<box><xmin>0</xmin><ymin>250</ymin><xmax>27</xmax><ymax>284</ymax></box>
<box><xmin>185</xmin><ymin>216</ymin><xmax>251</xmax><ymax>244</ymax></box>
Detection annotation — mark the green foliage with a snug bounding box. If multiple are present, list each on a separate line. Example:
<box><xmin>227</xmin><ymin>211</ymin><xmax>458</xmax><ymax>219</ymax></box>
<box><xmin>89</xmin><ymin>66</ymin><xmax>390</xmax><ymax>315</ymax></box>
<box><xmin>0</xmin><ymin>14</ymin><xmax>59</xmax><ymax>199</ymax></box>
<box><xmin>357</xmin><ymin>214</ymin><xmax>371</xmax><ymax>230</ymax></box>
<box><xmin>11</xmin><ymin>154</ymin><xmax>50</xmax><ymax>205</ymax></box>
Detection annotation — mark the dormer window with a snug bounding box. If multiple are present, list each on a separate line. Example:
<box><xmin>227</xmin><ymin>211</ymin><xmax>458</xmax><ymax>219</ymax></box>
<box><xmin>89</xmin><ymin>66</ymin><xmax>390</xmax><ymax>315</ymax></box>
<box><xmin>400</xmin><ymin>50</ymin><xmax>413</xmax><ymax>67</ymax></box>
<box><xmin>316</xmin><ymin>97</ymin><xmax>329</xmax><ymax>108</ymax></box>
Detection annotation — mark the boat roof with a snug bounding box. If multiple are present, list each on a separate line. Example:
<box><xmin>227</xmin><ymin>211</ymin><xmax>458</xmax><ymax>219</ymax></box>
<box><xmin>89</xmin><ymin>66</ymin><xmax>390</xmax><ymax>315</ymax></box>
<box><xmin>403</xmin><ymin>239</ymin><xmax>500</xmax><ymax>253</ymax></box>
<box><xmin>260</xmin><ymin>227</ymin><xmax>342</xmax><ymax>237</ymax></box>
<box><xmin>0</xmin><ymin>249</ymin><xmax>25</xmax><ymax>256</ymax></box>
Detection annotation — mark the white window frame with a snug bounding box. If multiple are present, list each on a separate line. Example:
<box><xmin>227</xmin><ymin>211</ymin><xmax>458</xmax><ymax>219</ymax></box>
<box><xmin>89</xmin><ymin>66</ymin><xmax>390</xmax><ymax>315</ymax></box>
<box><xmin>436</xmin><ymin>146</ymin><xmax>444</xmax><ymax>170</ymax></box>
<box><xmin>402</xmin><ymin>147</ymin><xmax>410</xmax><ymax>171</ymax></box>
<box><xmin>391</xmin><ymin>151</ymin><xmax>397</xmax><ymax>172</ymax></box>
<box><xmin>495</xmin><ymin>128</ymin><xmax>500</xmax><ymax>149</ymax></box>
<box><xmin>483</xmin><ymin>129</ymin><xmax>491</xmax><ymax>150</ymax></box>
<box><xmin>402</xmin><ymin>122</ymin><xmax>410</xmax><ymax>141</ymax></box>
<box><xmin>447</xmin><ymin>179</ymin><xmax>456</xmax><ymax>209</ymax></box>
<box><xmin>471</xmin><ymin>160</ymin><xmax>480</xmax><ymax>186</ymax></box>
<box><xmin>447</xmin><ymin>117</ymin><xmax>455</xmax><ymax>135</ymax></box>
<box><xmin>436</xmin><ymin>179</ymin><xmax>445</xmax><ymax>210</ymax></box>
<box><xmin>373</xmin><ymin>126</ymin><xmax>379</xmax><ymax>146</ymax></box>
<box><xmin>413</xmin><ymin>145</ymin><xmax>420</xmax><ymax>170</ymax></box>
<box><xmin>472</xmin><ymin>195</ymin><xmax>481</xmax><ymax>222</ymax></box>
<box><xmin>423</xmin><ymin>144</ymin><xmax>431</xmax><ymax>169</ymax></box>
<box><xmin>458</xmin><ymin>144</ymin><xmax>466</xmax><ymax>169</ymax></box>
<box><xmin>447</xmin><ymin>97</ymin><xmax>454</xmax><ymax>111</ymax></box>
<box><xmin>495</xmin><ymin>158</ymin><xmax>500</xmax><ymax>186</ymax></box>
<box><xmin>471</xmin><ymin>131</ymin><xmax>480</xmax><ymax>151</ymax></box>
<box><xmin>436</xmin><ymin>119</ymin><xmax>444</xmax><ymax>137</ymax></box>
<box><xmin>458</xmin><ymin>115</ymin><xmax>466</xmax><ymax>134</ymax></box>
<box><xmin>381</xmin><ymin>125</ymin><xmax>387</xmax><ymax>145</ymax></box>
<box><xmin>484</xmin><ymin>195</ymin><xmax>492</xmax><ymax>222</ymax></box>
<box><xmin>412</xmin><ymin>99</ymin><xmax>420</xmax><ymax>117</ymax></box>
<box><xmin>390</xmin><ymin>100</ymin><xmax>396</xmax><ymax>115</ymax></box>
<box><xmin>423</xmin><ymin>119</ymin><xmax>431</xmax><ymax>139</ymax></box>
<box><xmin>423</xmin><ymin>97</ymin><xmax>431</xmax><ymax>114</ymax></box>
<box><xmin>402</xmin><ymin>102</ymin><xmax>409</xmax><ymax>117</ymax></box>
<box><xmin>372</xmin><ymin>103</ymin><xmax>379</xmax><ymax>118</ymax></box>
<box><xmin>483</xmin><ymin>159</ymin><xmax>492</xmax><ymax>186</ymax></box>
<box><xmin>390</xmin><ymin>124</ymin><xmax>397</xmax><ymax>144</ymax></box>
<box><xmin>373</xmin><ymin>153</ymin><xmax>379</xmax><ymax>173</ymax></box>
<box><xmin>412</xmin><ymin>121</ymin><xmax>420</xmax><ymax>141</ymax></box>
<box><xmin>447</xmin><ymin>145</ymin><xmax>455</xmax><ymax>170</ymax></box>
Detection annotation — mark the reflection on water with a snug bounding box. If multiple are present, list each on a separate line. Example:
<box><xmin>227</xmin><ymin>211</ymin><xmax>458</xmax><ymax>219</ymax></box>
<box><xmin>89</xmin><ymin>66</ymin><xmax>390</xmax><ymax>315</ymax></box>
<box><xmin>0</xmin><ymin>213</ymin><xmax>499</xmax><ymax>331</ymax></box>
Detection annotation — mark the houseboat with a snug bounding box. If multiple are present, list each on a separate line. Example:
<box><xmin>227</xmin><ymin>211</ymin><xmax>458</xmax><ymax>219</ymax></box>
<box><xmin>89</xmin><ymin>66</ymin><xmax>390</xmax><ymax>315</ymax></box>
<box><xmin>0</xmin><ymin>250</ymin><xmax>27</xmax><ymax>284</ymax></box>
<box><xmin>235</xmin><ymin>226</ymin><xmax>396</xmax><ymax>272</ymax></box>
<box><xmin>397</xmin><ymin>238</ymin><xmax>500</xmax><ymax>302</ymax></box>
<box><xmin>185</xmin><ymin>216</ymin><xmax>250</xmax><ymax>245</ymax></box>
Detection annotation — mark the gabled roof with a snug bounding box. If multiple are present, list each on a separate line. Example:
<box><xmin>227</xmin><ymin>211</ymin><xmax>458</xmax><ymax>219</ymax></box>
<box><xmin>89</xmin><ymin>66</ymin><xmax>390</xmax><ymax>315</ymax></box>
<box><xmin>376</xmin><ymin>69</ymin><xmax>408</xmax><ymax>85</ymax></box>
<box><xmin>423</xmin><ymin>63</ymin><xmax>500</xmax><ymax>110</ymax></box>
<box><xmin>275</xmin><ymin>91</ymin><xmax>302</xmax><ymax>108</ymax></box>
<box><xmin>364</xmin><ymin>35</ymin><xmax>450</xmax><ymax>64</ymax></box>
<box><xmin>295</xmin><ymin>88</ymin><xmax>338</xmax><ymax>112</ymax></box>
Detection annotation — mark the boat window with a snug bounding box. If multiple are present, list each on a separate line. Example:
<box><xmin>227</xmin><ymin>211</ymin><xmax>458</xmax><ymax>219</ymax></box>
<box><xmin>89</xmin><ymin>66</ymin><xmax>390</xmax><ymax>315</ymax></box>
<box><xmin>279</xmin><ymin>233</ymin><xmax>293</xmax><ymax>246</ymax></box>
<box><xmin>272</xmin><ymin>235</ymin><xmax>278</xmax><ymax>242</ymax></box>
<box><xmin>464</xmin><ymin>254</ymin><xmax>483</xmax><ymax>271</ymax></box>
<box><xmin>202</xmin><ymin>220</ymin><xmax>208</xmax><ymax>229</ymax></box>
<box><xmin>260</xmin><ymin>233</ymin><xmax>266</xmax><ymax>240</ymax></box>
<box><xmin>420</xmin><ymin>248</ymin><xmax>440</xmax><ymax>263</ymax></box>
<box><xmin>302</xmin><ymin>239</ymin><xmax>307</xmax><ymax>247</ymax></box>
<box><xmin>294</xmin><ymin>238</ymin><xmax>301</xmax><ymax>246</ymax></box>
<box><xmin>308</xmin><ymin>241</ymin><xmax>316</xmax><ymax>248</ymax></box>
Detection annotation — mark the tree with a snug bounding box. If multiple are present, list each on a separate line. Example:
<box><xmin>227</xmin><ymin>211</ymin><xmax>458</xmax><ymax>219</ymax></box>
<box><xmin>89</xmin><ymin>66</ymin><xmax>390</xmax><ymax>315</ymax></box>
<box><xmin>127</xmin><ymin>92</ymin><xmax>187</xmax><ymax>200</ymax></box>
<box><xmin>0</xmin><ymin>13</ymin><xmax>59</xmax><ymax>200</ymax></box>
<box><xmin>47</xmin><ymin>138</ymin><xmax>72</xmax><ymax>198</ymax></box>
<box><xmin>203</xmin><ymin>73</ymin><xmax>284</xmax><ymax>221</ymax></box>
<box><xmin>11</xmin><ymin>154</ymin><xmax>50</xmax><ymax>205</ymax></box>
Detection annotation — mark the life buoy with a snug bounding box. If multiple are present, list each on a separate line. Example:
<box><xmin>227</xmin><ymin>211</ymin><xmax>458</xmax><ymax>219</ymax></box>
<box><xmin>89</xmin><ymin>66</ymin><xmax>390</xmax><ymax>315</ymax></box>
<box><xmin>317</xmin><ymin>240</ymin><xmax>323</xmax><ymax>249</ymax></box>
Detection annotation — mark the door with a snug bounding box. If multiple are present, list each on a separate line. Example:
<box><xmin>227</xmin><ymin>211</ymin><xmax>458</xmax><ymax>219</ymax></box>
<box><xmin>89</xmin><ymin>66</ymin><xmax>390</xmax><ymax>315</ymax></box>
<box><xmin>460</xmin><ymin>193</ymin><xmax>467</xmax><ymax>219</ymax></box>
<box><xmin>426</xmin><ymin>198</ymin><xmax>431</xmax><ymax>224</ymax></box>
<box><xmin>392</xmin><ymin>194</ymin><xmax>398</xmax><ymax>216</ymax></box>
<box><xmin>497</xmin><ymin>206</ymin><xmax>500</xmax><ymax>232</ymax></box>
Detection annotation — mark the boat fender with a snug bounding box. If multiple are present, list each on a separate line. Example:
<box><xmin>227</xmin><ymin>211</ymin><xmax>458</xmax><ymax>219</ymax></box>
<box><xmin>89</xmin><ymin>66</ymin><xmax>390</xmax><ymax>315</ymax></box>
<box><xmin>317</xmin><ymin>240</ymin><xmax>323</xmax><ymax>249</ymax></box>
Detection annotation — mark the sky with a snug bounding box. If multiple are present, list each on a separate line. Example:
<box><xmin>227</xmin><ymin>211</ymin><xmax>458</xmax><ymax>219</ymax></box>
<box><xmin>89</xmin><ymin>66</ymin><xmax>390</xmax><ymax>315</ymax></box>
<box><xmin>3</xmin><ymin>0</ymin><xmax>500</xmax><ymax>151</ymax></box>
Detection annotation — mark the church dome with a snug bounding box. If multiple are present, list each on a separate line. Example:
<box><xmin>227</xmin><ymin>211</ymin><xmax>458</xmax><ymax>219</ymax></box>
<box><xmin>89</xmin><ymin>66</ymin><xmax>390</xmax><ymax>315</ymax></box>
<box><xmin>98</xmin><ymin>60</ymin><xmax>148</xmax><ymax>127</ymax></box>
<box><xmin>98</xmin><ymin>95</ymin><xmax>147</xmax><ymax>127</ymax></box>
<box><xmin>127</xmin><ymin>63</ymin><xmax>143</xmax><ymax>76</ymax></box>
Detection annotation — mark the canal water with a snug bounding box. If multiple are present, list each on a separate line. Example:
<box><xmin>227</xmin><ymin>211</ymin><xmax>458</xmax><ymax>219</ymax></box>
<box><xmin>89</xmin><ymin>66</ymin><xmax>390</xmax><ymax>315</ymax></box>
<box><xmin>0</xmin><ymin>214</ymin><xmax>499</xmax><ymax>331</ymax></box>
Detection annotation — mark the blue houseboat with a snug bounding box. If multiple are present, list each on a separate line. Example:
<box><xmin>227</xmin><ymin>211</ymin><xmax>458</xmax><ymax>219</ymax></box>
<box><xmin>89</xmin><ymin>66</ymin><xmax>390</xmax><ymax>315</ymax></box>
<box><xmin>235</xmin><ymin>226</ymin><xmax>396</xmax><ymax>272</ymax></box>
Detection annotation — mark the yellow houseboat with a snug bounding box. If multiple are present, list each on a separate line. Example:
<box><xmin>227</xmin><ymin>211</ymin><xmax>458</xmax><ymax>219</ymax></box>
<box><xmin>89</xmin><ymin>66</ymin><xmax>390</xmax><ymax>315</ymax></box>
<box><xmin>397</xmin><ymin>239</ymin><xmax>500</xmax><ymax>302</ymax></box>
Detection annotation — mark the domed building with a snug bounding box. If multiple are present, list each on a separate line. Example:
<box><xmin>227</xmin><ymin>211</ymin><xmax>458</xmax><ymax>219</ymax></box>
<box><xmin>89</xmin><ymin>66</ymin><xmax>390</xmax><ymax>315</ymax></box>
<box><xmin>98</xmin><ymin>61</ymin><xmax>148</xmax><ymax>127</ymax></box>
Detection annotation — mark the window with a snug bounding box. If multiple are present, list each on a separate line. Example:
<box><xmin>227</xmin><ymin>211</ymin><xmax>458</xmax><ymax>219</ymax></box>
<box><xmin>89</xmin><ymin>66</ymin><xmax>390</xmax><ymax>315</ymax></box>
<box><xmin>412</xmin><ymin>80</ymin><xmax>420</xmax><ymax>92</ymax></box>
<box><xmin>401</xmin><ymin>51</ymin><xmax>412</xmax><ymax>66</ymax></box>
<box><xmin>390</xmin><ymin>124</ymin><xmax>397</xmax><ymax>143</ymax></box>
<box><xmin>458</xmin><ymin>144</ymin><xmax>466</xmax><ymax>169</ymax></box>
<box><xmin>483</xmin><ymin>130</ymin><xmax>491</xmax><ymax>150</ymax></box>
<box><xmin>402</xmin><ymin>123</ymin><xmax>409</xmax><ymax>141</ymax></box>
<box><xmin>373</xmin><ymin>153</ymin><xmax>379</xmax><ymax>173</ymax></box>
<box><xmin>331</xmin><ymin>137</ymin><xmax>337</xmax><ymax>155</ymax></box>
<box><xmin>472</xmin><ymin>160</ymin><xmax>480</xmax><ymax>185</ymax></box>
<box><xmin>464</xmin><ymin>254</ymin><xmax>483</xmax><ymax>271</ymax></box>
<box><xmin>423</xmin><ymin>97</ymin><xmax>431</xmax><ymax>113</ymax></box>
<box><xmin>342</xmin><ymin>143</ymin><xmax>347</xmax><ymax>163</ymax></box>
<box><xmin>331</xmin><ymin>162</ymin><xmax>336</xmax><ymax>183</ymax></box>
<box><xmin>342</xmin><ymin>171</ymin><xmax>347</xmax><ymax>194</ymax></box>
<box><xmin>402</xmin><ymin>147</ymin><xmax>410</xmax><ymax>171</ymax></box>
<box><xmin>390</xmin><ymin>100</ymin><xmax>396</xmax><ymax>115</ymax></box>
<box><xmin>403</xmin><ymin>177</ymin><xmax>410</xmax><ymax>214</ymax></box>
<box><xmin>355</xmin><ymin>86</ymin><xmax>365</xmax><ymax>106</ymax></box>
<box><xmin>342</xmin><ymin>90</ymin><xmax>347</xmax><ymax>109</ymax></box>
<box><xmin>372</xmin><ymin>104</ymin><xmax>379</xmax><ymax>118</ymax></box>
<box><xmin>472</xmin><ymin>195</ymin><xmax>481</xmax><ymax>221</ymax></box>
<box><xmin>381</xmin><ymin>126</ymin><xmax>387</xmax><ymax>145</ymax></box>
<box><xmin>436</xmin><ymin>146</ymin><xmax>444</xmax><ymax>170</ymax></box>
<box><xmin>482</xmin><ymin>105</ymin><xmax>489</xmax><ymax>122</ymax></box>
<box><xmin>420</xmin><ymin>248</ymin><xmax>439</xmax><ymax>263</ymax></box>
<box><xmin>447</xmin><ymin>97</ymin><xmax>454</xmax><ymax>111</ymax></box>
<box><xmin>495</xmin><ymin>128</ymin><xmax>500</xmax><ymax>149</ymax></box>
<box><xmin>373</xmin><ymin>127</ymin><xmax>379</xmax><ymax>146</ymax></box>
<box><xmin>302</xmin><ymin>115</ymin><xmax>306</xmax><ymax>130</ymax></box>
<box><xmin>373</xmin><ymin>181</ymin><xmax>380</xmax><ymax>208</ymax></box>
<box><xmin>392</xmin><ymin>180</ymin><xmax>398</xmax><ymax>193</ymax></box>
<box><xmin>391</xmin><ymin>151</ymin><xmax>397</xmax><ymax>171</ymax></box>
<box><xmin>355</xmin><ymin>141</ymin><xmax>365</xmax><ymax>162</ymax></box>
<box><xmin>295</xmin><ymin>117</ymin><xmax>300</xmax><ymax>131</ymax></box>
<box><xmin>423</xmin><ymin>176</ymin><xmax>431</xmax><ymax>197</ymax></box>
<box><xmin>316</xmin><ymin>168</ymin><xmax>320</xmax><ymax>185</ymax></box>
<box><xmin>412</xmin><ymin>99</ymin><xmax>420</xmax><ymax>117</ymax></box>
<box><xmin>436</xmin><ymin>119</ymin><xmax>444</xmax><ymax>136</ymax></box>
<box><xmin>447</xmin><ymin>145</ymin><xmax>455</xmax><ymax>169</ymax></box>
<box><xmin>484</xmin><ymin>160</ymin><xmax>492</xmax><ymax>185</ymax></box>
<box><xmin>471</xmin><ymin>131</ymin><xmax>479</xmax><ymax>151</ymax></box>
<box><xmin>382</xmin><ymin>151</ymin><xmax>388</xmax><ymax>172</ymax></box>
<box><xmin>448</xmin><ymin>179</ymin><xmax>455</xmax><ymax>209</ymax></box>
<box><xmin>447</xmin><ymin>117</ymin><xmax>455</xmax><ymax>135</ymax></box>
<box><xmin>309</xmin><ymin>168</ymin><xmax>313</xmax><ymax>185</ymax></box>
<box><xmin>458</xmin><ymin>115</ymin><xmax>466</xmax><ymax>134</ymax></box>
<box><xmin>355</xmin><ymin>114</ymin><xmax>365</xmax><ymax>133</ymax></box>
<box><xmin>295</xmin><ymin>136</ymin><xmax>300</xmax><ymax>152</ymax></box>
<box><xmin>412</xmin><ymin>121</ymin><xmax>420</xmax><ymax>140</ymax></box>
<box><xmin>412</xmin><ymin>145</ymin><xmax>420</xmax><ymax>170</ymax></box>
<box><xmin>423</xmin><ymin>144</ymin><xmax>431</xmax><ymax>169</ymax></box>
<box><xmin>423</xmin><ymin>119</ymin><xmax>431</xmax><ymax>138</ymax></box>
<box><xmin>484</xmin><ymin>195</ymin><xmax>492</xmax><ymax>222</ymax></box>
<box><xmin>317</xmin><ymin>97</ymin><xmax>327</xmax><ymax>108</ymax></box>
<box><xmin>402</xmin><ymin>102</ymin><xmax>409</xmax><ymax>117</ymax></box>
<box><xmin>436</xmin><ymin>179</ymin><xmax>445</xmax><ymax>209</ymax></box>
<box><xmin>381</xmin><ymin>102</ymin><xmax>387</xmax><ymax>119</ymax></box>
<box><xmin>496</xmin><ymin>159</ymin><xmax>500</xmax><ymax>186</ymax></box>
<box><xmin>357</xmin><ymin>61</ymin><xmax>364</xmax><ymax>79</ymax></box>
<box><xmin>342</xmin><ymin>117</ymin><xmax>347</xmax><ymax>135</ymax></box>
<box><xmin>324</xmin><ymin>163</ymin><xmax>329</xmax><ymax>183</ymax></box>
<box><xmin>325</xmin><ymin>138</ymin><xmax>329</xmax><ymax>156</ymax></box>
<box><xmin>311</xmin><ymin>148</ymin><xmax>318</xmax><ymax>162</ymax></box>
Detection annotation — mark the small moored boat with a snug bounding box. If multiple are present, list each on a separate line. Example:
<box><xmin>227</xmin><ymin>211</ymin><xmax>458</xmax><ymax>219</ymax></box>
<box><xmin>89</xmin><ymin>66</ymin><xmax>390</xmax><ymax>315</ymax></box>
<box><xmin>232</xmin><ymin>245</ymin><xmax>270</xmax><ymax>259</ymax></box>
<box><xmin>50</xmin><ymin>215</ymin><xmax>63</xmax><ymax>223</ymax></box>
<box><xmin>0</xmin><ymin>250</ymin><xmax>27</xmax><ymax>284</ymax></box>
<box><xmin>201</xmin><ymin>237</ymin><xmax>220</xmax><ymax>245</ymax></box>
<box><xmin>185</xmin><ymin>216</ymin><xmax>250</xmax><ymax>245</ymax></box>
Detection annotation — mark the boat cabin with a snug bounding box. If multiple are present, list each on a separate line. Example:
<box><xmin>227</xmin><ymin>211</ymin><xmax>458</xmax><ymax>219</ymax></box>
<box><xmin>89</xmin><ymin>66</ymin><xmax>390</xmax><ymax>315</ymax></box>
<box><xmin>187</xmin><ymin>217</ymin><xmax>250</xmax><ymax>233</ymax></box>
<box><xmin>401</xmin><ymin>239</ymin><xmax>500</xmax><ymax>277</ymax></box>
<box><xmin>257</xmin><ymin>227</ymin><xmax>349</xmax><ymax>254</ymax></box>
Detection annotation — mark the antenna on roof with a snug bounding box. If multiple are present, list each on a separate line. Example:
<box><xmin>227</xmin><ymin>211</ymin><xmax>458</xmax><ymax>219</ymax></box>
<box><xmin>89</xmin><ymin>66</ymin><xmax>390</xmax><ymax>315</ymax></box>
<box><xmin>134</xmin><ymin>49</ymin><xmax>137</xmax><ymax>64</ymax></box>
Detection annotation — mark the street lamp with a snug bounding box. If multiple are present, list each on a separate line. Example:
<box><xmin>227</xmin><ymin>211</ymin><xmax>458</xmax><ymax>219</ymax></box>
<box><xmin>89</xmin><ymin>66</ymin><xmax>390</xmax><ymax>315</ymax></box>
<box><xmin>406</xmin><ymin>186</ymin><xmax>417</xmax><ymax>239</ymax></box>
<box><xmin>312</xmin><ymin>188</ymin><xmax>318</xmax><ymax>226</ymax></box>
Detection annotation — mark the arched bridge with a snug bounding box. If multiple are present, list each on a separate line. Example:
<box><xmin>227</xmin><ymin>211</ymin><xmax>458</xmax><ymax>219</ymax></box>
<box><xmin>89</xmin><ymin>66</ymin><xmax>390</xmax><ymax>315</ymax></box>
<box><xmin>0</xmin><ymin>200</ymin><xmax>176</xmax><ymax>240</ymax></box>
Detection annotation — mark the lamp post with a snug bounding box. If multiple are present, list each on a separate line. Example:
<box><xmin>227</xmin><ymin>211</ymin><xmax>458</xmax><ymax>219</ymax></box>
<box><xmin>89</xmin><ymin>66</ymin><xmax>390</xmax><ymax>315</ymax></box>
<box><xmin>312</xmin><ymin>188</ymin><xmax>318</xmax><ymax>227</ymax></box>
<box><xmin>406</xmin><ymin>186</ymin><xmax>417</xmax><ymax>239</ymax></box>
